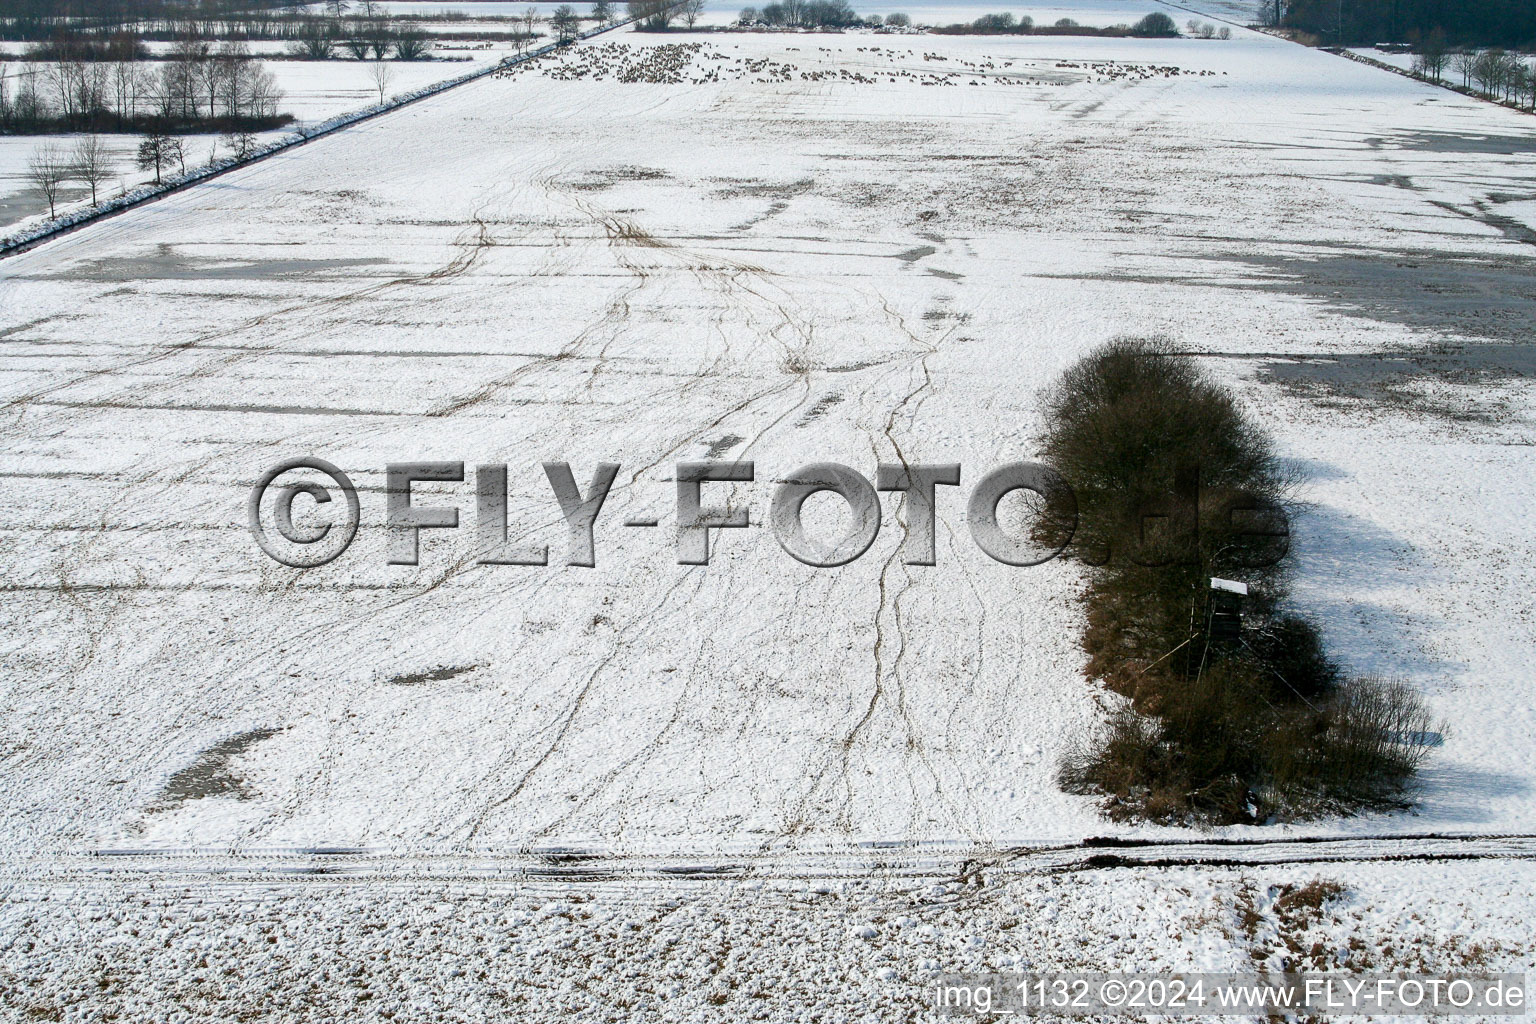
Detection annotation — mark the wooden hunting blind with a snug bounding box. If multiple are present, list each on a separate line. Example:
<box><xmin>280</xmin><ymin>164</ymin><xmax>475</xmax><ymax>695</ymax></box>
<box><xmin>1207</xmin><ymin>577</ymin><xmax>1247</xmax><ymax>640</ymax></box>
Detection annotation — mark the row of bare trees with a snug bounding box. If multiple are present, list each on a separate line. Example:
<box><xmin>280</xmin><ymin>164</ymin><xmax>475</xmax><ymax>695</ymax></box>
<box><xmin>286</xmin><ymin>19</ymin><xmax>432</xmax><ymax>61</ymax></box>
<box><xmin>5</xmin><ymin>0</ymin><xmax>316</xmax><ymax>42</ymax></box>
<box><xmin>24</xmin><ymin>134</ymin><xmax>115</xmax><ymax>218</ymax></box>
<box><xmin>23</xmin><ymin>125</ymin><xmax>269</xmax><ymax>223</ymax></box>
<box><xmin>626</xmin><ymin>0</ymin><xmax>677</xmax><ymax>31</ymax></box>
<box><xmin>1413</xmin><ymin>43</ymin><xmax>1536</xmax><ymax>110</ymax></box>
<box><xmin>3</xmin><ymin>4</ymin><xmax>433</xmax><ymax>44</ymax></box>
<box><xmin>0</xmin><ymin>42</ymin><xmax>284</xmax><ymax>133</ymax></box>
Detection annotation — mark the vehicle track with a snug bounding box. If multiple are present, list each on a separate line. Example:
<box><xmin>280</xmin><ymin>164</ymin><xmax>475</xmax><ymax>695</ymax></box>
<box><xmin>9</xmin><ymin>834</ymin><xmax>1536</xmax><ymax>891</ymax></box>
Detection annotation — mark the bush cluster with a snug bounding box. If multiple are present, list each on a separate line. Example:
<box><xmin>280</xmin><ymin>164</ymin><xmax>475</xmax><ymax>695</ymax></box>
<box><xmin>1045</xmin><ymin>340</ymin><xmax>1438</xmax><ymax>823</ymax></box>
<box><xmin>931</xmin><ymin>12</ymin><xmax>1180</xmax><ymax>37</ymax></box>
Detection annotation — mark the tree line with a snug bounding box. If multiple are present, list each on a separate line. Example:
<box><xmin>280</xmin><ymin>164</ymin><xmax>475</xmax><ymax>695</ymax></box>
<box><xmin>742</xmin><ymin>0</ymin><xmax>862</xmax><ymax>29</ymax></box>
<box><xmin>1410</xmin><ymin>40</ymin><xmax>1536</xmax><ymax>108</ymax></box>
<box><xmin>3</xmin><ymin>0</ymin><xmax>306</xmax><ymax>41</ymax></box>
<box><xmin>1263</xmin><ymin>0</ymin><xmax>1533</xmax><ymax>48</ymax></box>
<box><xmin>929</xmin><ymin>11</ymin><xmax>1184</xmax><ymax>37</ymax></box>
<box><xmin>9</xmin><ymin>16</ymin><xmax>438</xmax><ymax>55</ymax></box>
<box><xmin>0</xmin><ymin>36</ymin><xmax>286</xmax><ymax>133</ymax></box>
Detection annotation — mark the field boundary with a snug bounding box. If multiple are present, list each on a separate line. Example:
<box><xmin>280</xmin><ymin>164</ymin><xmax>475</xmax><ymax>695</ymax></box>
<box><xmin>0</xmin><ymin>16</ymin><xmax>654</xmax><ymax>261</ymax></box>
<box><xmin>3</xmin><ymin>834</ymin><xmax>1533</xmax><ymax>888</ymax></box>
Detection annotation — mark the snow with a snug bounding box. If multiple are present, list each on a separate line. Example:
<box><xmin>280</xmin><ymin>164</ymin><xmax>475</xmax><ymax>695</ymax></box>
<box><xmin>1</xmin><ymin>857</ymin><xmax>1531</xmax><ymax>1019</ymax></box>
<box><xmin>1</xmin><ymin>18</ymin><xmax>1535</xmax><ymax>1016</ymax></box>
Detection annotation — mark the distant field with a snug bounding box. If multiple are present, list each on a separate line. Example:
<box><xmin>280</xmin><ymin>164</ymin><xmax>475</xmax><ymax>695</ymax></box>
<box><xmin>0</xmin><ymin>49</ymin><xmax>517</xmax><ymax>233</ymax></box>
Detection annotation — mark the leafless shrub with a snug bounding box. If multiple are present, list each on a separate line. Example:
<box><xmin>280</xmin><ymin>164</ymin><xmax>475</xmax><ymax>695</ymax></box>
<box><xmin>26</xmin><ymin>141</ymin><xmax>69</xmax><ymax>218</ymax></box>
<box><xmin>71</xmin><ymin>133</ymin><xmax>111</xmax><ymax>206</ymax></box>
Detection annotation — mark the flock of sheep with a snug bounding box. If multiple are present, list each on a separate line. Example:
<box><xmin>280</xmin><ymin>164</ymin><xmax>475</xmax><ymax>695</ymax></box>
<box><xmin>495</xmin><ymin>40</ymin><xmax>1206</xmax><ymax>88</ymax></box>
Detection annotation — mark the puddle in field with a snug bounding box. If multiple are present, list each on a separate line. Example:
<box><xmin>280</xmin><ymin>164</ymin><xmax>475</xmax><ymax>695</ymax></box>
<box><xmin>1233</xmin><ymin>249</ymin><xmax>1536</xmax><ymax>345</ymax></box>
<box><xmin>55</xmin><ymin>244</ymin><xmax>386</xmax><ymax>282</ymax></box>
<box><xmin>0</xmin><ymin>185</ymin><xmax>90</xmax><ymax>230</ymax></box>
<box><xmin>1368</xmin><ymin>130</ymin><xmax>1536</xmax><ymax>155</ymax></box>
<box><xmin>1218</xmin><ymin>249</ymin><xmax>1536</xmax><ymax>420</ymax></box>
<box><xmin>1253</xmin><ymin>344</ymin><xmax>1536</xmax><ymax>422</ymax></box>
<box><xmin>159</xmin><ymin>727</ymin><xmax>280</xmax><ymax>806</ymax></box>
<box><xmin>1058</xmin><ymin>244</ymin><xmax>1536</xmax><ymax>419</ymax></box>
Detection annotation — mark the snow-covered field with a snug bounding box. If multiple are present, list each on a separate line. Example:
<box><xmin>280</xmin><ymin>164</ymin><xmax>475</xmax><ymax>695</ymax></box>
<box><xmin>2</xmin><ymin>10</ymin><xmax>1534</xmax><ymax>1019</ymax></box>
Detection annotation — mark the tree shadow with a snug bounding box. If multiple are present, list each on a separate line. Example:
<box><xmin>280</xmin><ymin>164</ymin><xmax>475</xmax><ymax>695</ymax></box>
<box><xmin>1283</xmin><ymin>497</ymin><xmax>1453</xmax><ymax>682</ymax></box>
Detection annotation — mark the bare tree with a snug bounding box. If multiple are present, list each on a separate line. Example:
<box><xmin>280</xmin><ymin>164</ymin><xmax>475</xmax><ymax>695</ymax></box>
<box><xmin>291</xmin><ymin>19</ymin><xmax>337</xmax><ymax>60</ymax></box>
<box><xmin>110</xmin><ymin>57</ymin><xmax>140</xmax><ymax>127</ymax></box>
<box><xmin>221</xmin><ymin>130</ymin><xmax>258</xmax><ymax>159</ymax></box>
<box><xmin>627</xmin><ymin>0</ymin><xmax>674</xmax><ymax>29</ymax></box>
<box><xmin>364</xmin><ymin>20</ymin><xmax>393</xmax><ymax>59</ymax></box>
<box><xmin>26</xmin><ymin>142</ymin><xmax>69</xmax><ymax>219</ymax></box>
<box><xmin>1414</xmin><ymin>29</ymin><xmax>1448</xmax><ymax>83</ymax></box>
<box><xmin>165</xmin><ymin>135</ymin><xmax>186</xmax><ymax>175</ymax></box>
<box><xmin>11</xmin><ymin>79</ymin><xmax>44</xmax><ymax>128</ymax></box>
<box><xmin>71</xmin><ymin>134</ymin><xmax>110</xmax><ymax>205</ymax></box>
<box><xmin>44</xmin><ymin>61</ymin><xmax>81</xmax><ymax>123</ymax></box>
<box><xmin>591</xmin><ymin>0</ymin><xmax>612</xmax><ymax>24</ymax></box>
<box><xmin>245</xmin><ymin>62</ymin><xmax>282</xmax><ymax>119</ymax></box>
<box><xmin>1453</xmin><ymin>50</ymin><xmax>1477</xmax><ymax>89</ymax></box>
<box><xmin>681</xmin><ymin>0</ymin><xmax>704</xmax><ymax>28</ymax></box>
<box><xmin>137</xmin><ymin>131</ymin><xmax>170</xmax><ymax>183</ymax></box>
<box><xmin>1472</xmin><ymin>49</ymin><xmax>1505</xmax><ymax>96</ymax></box>
<box><xmin>1501</xmin><ymin>52</ymin><xmax>1524</xmax><ymax>102</ymax></box>
<box><xmin>219</xmin><ymin>46</ymin><xmax>248</xmax><ymax>121</ymax></box>
<box><xmin>521</xmin><ymin>6</ymin><xmax>538</xmax><ymax>50</ymax></box>
<box><xmin>77</xmin><ymin>62</ymin><xmax>108</xmax><ymax>128</ymax></box>
<box><xmin>368</xmin><ymin>59</ymin><xmax>394</xmax><ymax>103</ymax></box>
<box><xmin>394</xmin><ymin>29</ymin><xmax>431</xmax><ymax>60</ymax></box>
<box><xmin>195</xmin><ymin>51</ymin><xmax>228</xmax><ymax>121</ymax></box>
<box><xmin>551</xmin><ymin>4</ymin><xmax>580</xmax><ymax>42</ymax></box>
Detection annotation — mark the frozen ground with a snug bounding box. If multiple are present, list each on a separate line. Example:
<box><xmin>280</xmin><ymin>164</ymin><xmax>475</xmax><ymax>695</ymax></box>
<box><xmin>1</xmin><ymin>15</ymin><xmax>1534</xmax><ymax>1020</ymax></box>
